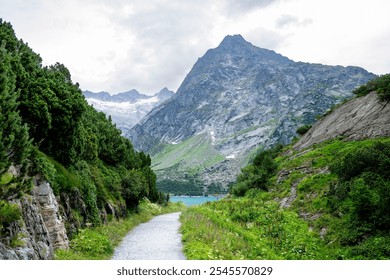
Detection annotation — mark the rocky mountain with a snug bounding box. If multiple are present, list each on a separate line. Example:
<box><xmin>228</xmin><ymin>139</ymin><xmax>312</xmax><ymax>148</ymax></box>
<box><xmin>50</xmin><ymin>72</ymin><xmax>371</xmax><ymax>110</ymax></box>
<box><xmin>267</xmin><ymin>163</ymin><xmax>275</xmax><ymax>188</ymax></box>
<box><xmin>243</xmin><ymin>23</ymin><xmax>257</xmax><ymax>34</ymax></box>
<box><xmin>127</xmin><ymin>34</ymin><xmax>376</xmax><ymax>191</ymax></box>
<box><xmin>83</xmin><ymin>88</ymin><xmax>174</xmax><ymax>133</ymax></box>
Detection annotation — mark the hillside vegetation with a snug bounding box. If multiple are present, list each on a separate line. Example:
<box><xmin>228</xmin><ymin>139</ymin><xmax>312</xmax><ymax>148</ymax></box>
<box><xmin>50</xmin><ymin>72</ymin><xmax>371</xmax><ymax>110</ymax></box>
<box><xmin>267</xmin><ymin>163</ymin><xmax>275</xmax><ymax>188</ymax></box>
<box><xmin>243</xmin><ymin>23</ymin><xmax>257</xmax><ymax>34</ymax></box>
<box><xmin>181</xmin><ymin>77</ymin><xmax>390</xmax><ymax>259</ymax></box>
<box><xmin>0</xmin><ymin>19</ymin><xmax>164</xmax><ymax>248</ymax></box>
<box><xmin>181</xmin><ymin>138</ymin><xmax>390</xmax><ymax>259</ymax></box>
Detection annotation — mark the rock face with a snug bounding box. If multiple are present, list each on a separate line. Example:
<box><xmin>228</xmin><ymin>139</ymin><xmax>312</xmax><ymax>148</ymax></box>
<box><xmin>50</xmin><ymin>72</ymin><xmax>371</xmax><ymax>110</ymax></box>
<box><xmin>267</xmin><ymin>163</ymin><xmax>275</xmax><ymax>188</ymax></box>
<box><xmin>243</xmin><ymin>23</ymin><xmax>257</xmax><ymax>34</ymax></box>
<box><xmin>293</xmin><ymin>92</ymin><xmax>390</xmax><ymax>151</ymax></box>
<box><xmin>0</xmin><ymin>174</ymin><xmax>69</xmax><ymax>260</ymax></box>
<box><xmin>84</xmin><ymin>88</ymin><xmax>174</xmax><ymax>133</ymax></box>
<box><xmin>128</xmin><ymin>34</ymin><xmax>376</xmax><ymax>189</ymax></box>
<box><xmin>33</xmin><ymin>178</ymin><xmax>69</xmax><ymax>250</ymax></box>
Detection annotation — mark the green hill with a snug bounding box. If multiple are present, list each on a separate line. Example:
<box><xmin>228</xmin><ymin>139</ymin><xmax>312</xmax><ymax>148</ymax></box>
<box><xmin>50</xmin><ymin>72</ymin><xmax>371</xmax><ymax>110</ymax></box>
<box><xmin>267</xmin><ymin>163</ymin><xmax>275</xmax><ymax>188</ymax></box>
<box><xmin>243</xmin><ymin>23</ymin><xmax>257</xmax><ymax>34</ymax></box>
<box><xmin>181</xmin><ymin>137</ymin><xmax>390</xmax><ymax>259</ymax></box>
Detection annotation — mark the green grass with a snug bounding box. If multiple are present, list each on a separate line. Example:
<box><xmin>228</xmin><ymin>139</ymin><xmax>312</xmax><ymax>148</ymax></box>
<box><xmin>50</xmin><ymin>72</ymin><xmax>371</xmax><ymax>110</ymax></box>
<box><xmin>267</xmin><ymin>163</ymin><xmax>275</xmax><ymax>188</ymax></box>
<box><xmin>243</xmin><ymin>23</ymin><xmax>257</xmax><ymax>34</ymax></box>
<box><xmin>181</xmin><ymin>197</ymin><xmax>332</xmax><ymax>260</ymax></box>
<box><xmin>55</xmin><ymin>199</ymin><xmax>186</xmax><ymax>260</ymax></box>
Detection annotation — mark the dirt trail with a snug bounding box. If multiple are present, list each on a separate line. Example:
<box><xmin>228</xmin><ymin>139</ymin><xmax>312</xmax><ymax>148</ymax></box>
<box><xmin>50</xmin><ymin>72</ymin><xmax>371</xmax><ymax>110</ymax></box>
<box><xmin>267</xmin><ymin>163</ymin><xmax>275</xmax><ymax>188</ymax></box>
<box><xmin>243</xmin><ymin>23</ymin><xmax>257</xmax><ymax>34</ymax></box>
<box><xmin>111</xmin><ymin>212</ymin><xmax>186</xmax><ymax>260</ymax></box>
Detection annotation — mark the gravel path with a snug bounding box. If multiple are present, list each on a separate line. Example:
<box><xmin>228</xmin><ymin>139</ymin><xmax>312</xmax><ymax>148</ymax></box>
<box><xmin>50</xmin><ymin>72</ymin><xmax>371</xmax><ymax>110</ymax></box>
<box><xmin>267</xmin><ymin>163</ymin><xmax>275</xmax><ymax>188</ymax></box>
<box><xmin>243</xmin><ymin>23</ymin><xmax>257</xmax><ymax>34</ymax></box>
<box><xmin>111</xmin><ymin>212</ymin><xmax>186</xmax><ymax>260</ymax></box>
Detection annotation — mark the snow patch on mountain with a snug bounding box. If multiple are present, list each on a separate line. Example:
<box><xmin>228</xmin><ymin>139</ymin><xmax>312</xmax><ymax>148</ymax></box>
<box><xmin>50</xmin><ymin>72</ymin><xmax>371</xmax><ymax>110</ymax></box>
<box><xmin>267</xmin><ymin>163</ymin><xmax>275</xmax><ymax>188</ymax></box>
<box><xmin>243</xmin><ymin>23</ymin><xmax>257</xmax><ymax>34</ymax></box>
<box><xmin>84</xmin><ymin>88</ymin><xmax>174</xmax><ymax>133</ymax></box>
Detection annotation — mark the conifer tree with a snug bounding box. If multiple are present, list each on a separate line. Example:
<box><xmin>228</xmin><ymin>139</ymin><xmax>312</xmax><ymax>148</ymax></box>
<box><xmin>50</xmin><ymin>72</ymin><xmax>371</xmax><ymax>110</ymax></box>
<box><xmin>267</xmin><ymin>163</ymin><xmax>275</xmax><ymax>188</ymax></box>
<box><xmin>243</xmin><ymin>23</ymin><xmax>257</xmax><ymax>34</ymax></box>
<box><xmin>0</xmin><ymin>41</ymin><xmax>31</xmax><ymax>200</ymax></box>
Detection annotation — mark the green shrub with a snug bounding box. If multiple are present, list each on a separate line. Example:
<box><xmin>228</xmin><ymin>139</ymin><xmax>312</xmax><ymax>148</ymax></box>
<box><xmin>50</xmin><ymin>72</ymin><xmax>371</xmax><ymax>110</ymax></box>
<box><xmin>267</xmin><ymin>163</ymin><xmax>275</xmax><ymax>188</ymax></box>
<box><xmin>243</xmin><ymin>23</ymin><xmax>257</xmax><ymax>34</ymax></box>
<box><xmin>68</xmin><ymin>229</ymin><xmax>113</xmax><ymax>258</ymax></box>
<box><xmin>0</xmin><ymin>202</ymin><xmax>20</xmax><ymax>228</ymax></box>
<box><xmin>137</xmin><ymin>198</ymin><xmax>162</xmax><ymax>215</ymax></box>
<box><xmin>328</xmin><ymin>142</ymin><xmax>390</xmax><ymax>243</ymax></box>
<box><xmin>353</xmin><ymin>74</ymin><xmax>390</xmax><ymax>101</ymax></box>
<box><xmin>348</xmin><ymin>236</ymin><xmax>390</xmax><ymax>259</ymax></box>
<box><xmin>231</xmin><ymin>145</ymin><xmax>282</xmax><ymax>196</ymax></box>
<box><xmin>296</xmin><ymin>125</ymin><xmax>312</xmax><ymax>135</ymax></box>
<box><xmin>331</xmin><ymin>142</ymin><xmax>390</xmax><ymax>182</ymax></box>
<box><xmin>29</xmin><ymin>147</ymin><xmax>56</xmax><ymax>185</ymax></box>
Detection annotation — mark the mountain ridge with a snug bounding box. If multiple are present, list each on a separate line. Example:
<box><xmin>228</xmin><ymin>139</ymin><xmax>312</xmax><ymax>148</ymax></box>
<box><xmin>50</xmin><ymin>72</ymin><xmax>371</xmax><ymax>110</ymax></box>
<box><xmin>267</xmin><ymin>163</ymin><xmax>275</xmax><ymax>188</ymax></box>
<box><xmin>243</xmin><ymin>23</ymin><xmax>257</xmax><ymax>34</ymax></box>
<box><xmin>127</xmin><ymin>34</ymin><xmax>376</xmax><ymax>192</ymax></box>
<box><xmin>83</xmin><ymin>87</ymin><xmax>174</xmax><ymax>132</ymax></box>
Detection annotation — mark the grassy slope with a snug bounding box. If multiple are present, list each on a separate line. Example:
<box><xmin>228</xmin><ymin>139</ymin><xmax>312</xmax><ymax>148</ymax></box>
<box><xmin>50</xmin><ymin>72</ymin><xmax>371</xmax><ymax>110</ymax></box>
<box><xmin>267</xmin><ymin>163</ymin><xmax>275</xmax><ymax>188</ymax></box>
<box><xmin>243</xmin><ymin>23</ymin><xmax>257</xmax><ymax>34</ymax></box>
<box><xmin>152</xmin><ymin>132</ymin><xmax>225</xmax><ymax>174</ymax></box>
<box><xmin>152</xmin><ymin>121</ymin><xmax>278</xmax><ymax>175</ymax></box>
<box><xmin>180</xmin><ymin>137</ymin><xmax>390</xmax><ymax>260</ymax></box>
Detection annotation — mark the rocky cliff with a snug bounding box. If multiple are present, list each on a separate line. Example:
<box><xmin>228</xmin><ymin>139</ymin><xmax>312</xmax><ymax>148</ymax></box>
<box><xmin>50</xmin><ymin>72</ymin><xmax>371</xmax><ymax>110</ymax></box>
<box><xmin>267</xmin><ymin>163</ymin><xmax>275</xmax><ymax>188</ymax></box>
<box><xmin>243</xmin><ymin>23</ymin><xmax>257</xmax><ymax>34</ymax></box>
<box><xmin>127</xmin><ymin>35</ymin><xmax>376</xmax><ymax>190</ymax></box>
<box><xmin>293</xmin><ymin>92</ymin><xmax>390</xmax><ymax>151</ymax></box>
<box><xmin>0</xmin><ymin>169</ymin><xmax>69</xmax><ymax>259</ymax></box>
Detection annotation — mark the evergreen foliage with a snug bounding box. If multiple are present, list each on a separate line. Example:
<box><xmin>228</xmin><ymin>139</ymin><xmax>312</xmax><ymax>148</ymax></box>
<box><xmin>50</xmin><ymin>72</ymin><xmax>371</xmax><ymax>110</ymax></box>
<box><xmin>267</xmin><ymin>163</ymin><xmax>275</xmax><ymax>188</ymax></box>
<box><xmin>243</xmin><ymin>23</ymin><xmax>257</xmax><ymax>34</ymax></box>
<box><xmin>0</xmin><ymin>38</ymin><xmax>31</xmax><ymax>204</ymax></box>
<box><xmin>353</xmin><ymin>74</ymin><xmax>390</xmax><ymax>101</ymax></box>
<box><xmin>231</xmin><ymin>144</ymin><xmax>283</xmax><ymax>196</ymax></box>
<box><xmin>0</xmin><ymin>19</ymin><xmax>161</xmax><ymax>232</ymax></box>
<box><xmin>296</xmin><ymin>124</ymin><xmax>312</xmax><ymax>135</ymax></box>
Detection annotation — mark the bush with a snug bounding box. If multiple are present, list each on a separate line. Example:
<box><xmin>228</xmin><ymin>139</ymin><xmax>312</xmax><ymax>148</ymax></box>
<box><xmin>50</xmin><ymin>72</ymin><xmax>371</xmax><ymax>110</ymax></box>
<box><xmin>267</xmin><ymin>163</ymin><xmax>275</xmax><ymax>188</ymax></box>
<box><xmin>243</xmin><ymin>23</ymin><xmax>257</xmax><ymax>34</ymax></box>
<box><xmin>349</xmin><ymin>236</ymin><xmax>390</xmax><ymax>259</ymax></box>
<box><xmin>0</xmin><ymin>202</ymin><xmax>21</xmax><ymax>228</ymax></box>
<box><xmin>331</xmin><ymin>142</ymin><xmax>390</xmax><ymax>182</ymax></box>
<box><xmin>296</xmin><ymin>125</ymin><xmax>312</xmax><ymax>135</ymax></box>
<box><xmin>69</xmin><ymin>229</ymin><xmax>113</xmax><ymax>258</ymax></box>
<box><xmin>29</xmin><ymin>147</ymin><xmax>57</xmax><ymax>185</ymax></box>
<box><xmin>231</xmin><ymin>145</ymin><xmax>283</xmax><ymax>196</ymax></box>
<box><xmin>328</xmin><ymin>142</ymin><xmax>390</xmax><ymax>242</ymax></box>
<box><xmin>353</xmin><ymin>74</ymin><xmax>390</xmax><ymax>101</ymax></box>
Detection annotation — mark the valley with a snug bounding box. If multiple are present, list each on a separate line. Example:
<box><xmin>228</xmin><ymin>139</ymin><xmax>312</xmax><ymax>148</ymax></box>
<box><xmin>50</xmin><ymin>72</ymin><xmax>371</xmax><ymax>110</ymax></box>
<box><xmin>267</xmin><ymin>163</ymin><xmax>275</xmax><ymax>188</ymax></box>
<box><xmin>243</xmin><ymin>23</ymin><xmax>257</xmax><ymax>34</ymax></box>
<box><xmin>1</xmin><ymin>18</ymin><xmax>389</xmax><ymax>261</ymax></box>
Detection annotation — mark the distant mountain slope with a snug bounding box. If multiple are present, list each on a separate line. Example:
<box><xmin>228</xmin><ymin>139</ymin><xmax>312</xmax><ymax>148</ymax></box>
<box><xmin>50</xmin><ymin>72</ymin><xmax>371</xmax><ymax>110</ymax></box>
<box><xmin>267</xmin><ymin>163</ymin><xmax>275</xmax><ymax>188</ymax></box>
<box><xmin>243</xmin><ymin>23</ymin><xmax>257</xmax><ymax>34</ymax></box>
<box><xmin>83</xmin><ymin>88</ymin><xmax>174</xmax><ymax>132</ymax></box>
<box><xmin>127</xmin><ymin>34</ymin><xmax>376</xmax><ymax>191</ymax></box>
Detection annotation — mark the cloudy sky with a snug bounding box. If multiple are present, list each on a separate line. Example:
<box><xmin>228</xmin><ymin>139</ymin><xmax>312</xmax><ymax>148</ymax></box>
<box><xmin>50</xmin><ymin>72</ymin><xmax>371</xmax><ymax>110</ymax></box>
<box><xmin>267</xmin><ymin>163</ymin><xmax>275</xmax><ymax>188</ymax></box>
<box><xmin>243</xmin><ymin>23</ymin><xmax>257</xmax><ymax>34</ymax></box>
<box><xmin>1</xmin><ymin>0</ymin><xmax>389</xmax><ymax>94</ymax></box>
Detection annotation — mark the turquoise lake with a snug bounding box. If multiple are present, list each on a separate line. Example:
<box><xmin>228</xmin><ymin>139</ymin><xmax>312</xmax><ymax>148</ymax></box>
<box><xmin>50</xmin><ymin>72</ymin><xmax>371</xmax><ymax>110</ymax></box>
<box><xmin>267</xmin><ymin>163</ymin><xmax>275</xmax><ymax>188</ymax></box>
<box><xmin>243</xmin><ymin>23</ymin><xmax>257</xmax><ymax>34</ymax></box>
<box><xmin>169</xmin><ymin>196</ymin><xmax>224</xmax><ymax>206</ymax></box>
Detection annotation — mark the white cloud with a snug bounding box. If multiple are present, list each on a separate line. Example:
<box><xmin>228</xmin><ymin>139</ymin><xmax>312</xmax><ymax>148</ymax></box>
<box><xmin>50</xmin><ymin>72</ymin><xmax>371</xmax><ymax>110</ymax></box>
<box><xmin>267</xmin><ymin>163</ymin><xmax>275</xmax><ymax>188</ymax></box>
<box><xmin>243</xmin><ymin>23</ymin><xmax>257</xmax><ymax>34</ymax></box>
<box><xmin>275</xmin><ymin>14</ymin><xmax>313</xmax><ymax>29</ymax></box>
<box><xmin>223</xmin><ymin>0</ymin><xmax>279</xmax><ymax>15</ymax></box>
<box><xmin>1</xmin><ymin>0</ymin><xmax>389</xmax><ymax>94</ymax></box>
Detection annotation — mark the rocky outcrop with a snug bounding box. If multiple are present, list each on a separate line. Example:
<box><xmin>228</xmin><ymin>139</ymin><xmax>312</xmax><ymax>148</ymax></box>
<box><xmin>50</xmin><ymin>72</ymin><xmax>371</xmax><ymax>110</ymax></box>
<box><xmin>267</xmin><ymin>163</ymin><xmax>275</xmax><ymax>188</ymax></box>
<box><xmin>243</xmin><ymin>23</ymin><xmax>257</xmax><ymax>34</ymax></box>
<box><xmin>293</xmin><ymin>92</ymin><xmax>390</xmax><ymax>151</ymax></box>
<box><xmin>32</xmin><ymin>177</ymin><xmax>69</xmax><ymax>250</ymax></box>
<box><xmin>0</xmin><ymin>174</ymin><xmax>69</xmax><ymax>260</ymax></box>
<box><xmin>0</xmin><ymin>195</ymin><xmax>53</xmax><ymax>260</ymax></box>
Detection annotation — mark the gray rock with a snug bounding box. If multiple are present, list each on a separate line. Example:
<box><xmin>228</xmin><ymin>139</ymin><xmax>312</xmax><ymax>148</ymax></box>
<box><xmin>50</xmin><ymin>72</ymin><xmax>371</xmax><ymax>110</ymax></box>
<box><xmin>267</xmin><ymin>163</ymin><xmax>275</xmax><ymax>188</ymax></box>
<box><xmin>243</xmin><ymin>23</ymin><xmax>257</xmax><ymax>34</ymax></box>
<box><xmin>20</xmin><ymin>195</ymin><xmax>54</xmax><ymax>259</ymax></box>
<box><xmin>294</xmin><ymin>92</ymin><xmax>390</xmax><ymax>151</ymax></box>
<box><xmin>0</xmin><ymin>173</ymin><xmax>69</xmax><ymax>260</ymax></box>
<box><xmin>0</xmin><ymin>243</ymin><xmax>19</xmax><ymax>260</ymax></box>
<box><xmin>33</xmin><ymin>179</ymin><xmax>69</xmax><ymax>250</ymax></box>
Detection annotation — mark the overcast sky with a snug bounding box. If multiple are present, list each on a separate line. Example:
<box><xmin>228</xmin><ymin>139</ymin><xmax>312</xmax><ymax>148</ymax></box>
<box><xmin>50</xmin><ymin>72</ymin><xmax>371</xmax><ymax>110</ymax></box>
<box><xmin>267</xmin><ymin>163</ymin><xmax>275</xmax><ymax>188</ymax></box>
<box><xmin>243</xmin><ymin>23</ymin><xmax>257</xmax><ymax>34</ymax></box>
<box><xmin>1</xmin><ymin>0</ymin><xmax>389</xmax><ymax>94</ymax></box>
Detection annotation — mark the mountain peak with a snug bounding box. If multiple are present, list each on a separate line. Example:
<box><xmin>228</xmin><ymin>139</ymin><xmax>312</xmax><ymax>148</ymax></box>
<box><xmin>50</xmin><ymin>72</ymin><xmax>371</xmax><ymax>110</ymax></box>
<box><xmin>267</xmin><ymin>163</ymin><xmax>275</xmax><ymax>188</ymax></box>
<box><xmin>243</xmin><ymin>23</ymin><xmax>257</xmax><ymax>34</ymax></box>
<box><xmin>222</xmin><ymin>34</ymin><xmax>246</xmax><ymax>42</ymax></box>
<box><xmin>155</xmin><ymin>87</ymin><xmax>174</xmax><ymax>100</ymax></box>
<box><xmin>218</xmin><ymin>34</ymin><xmax>250</xmax><ymax>48</ymax></box>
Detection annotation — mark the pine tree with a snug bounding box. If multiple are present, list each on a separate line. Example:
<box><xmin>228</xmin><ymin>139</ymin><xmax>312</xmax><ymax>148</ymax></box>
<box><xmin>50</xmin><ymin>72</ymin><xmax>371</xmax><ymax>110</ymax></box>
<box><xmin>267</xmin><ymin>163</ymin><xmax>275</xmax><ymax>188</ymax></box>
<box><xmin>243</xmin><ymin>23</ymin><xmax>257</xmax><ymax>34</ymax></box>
<box><xmin>0</xmin><ymin>41</ymin><xmax>31</xmax><ymax>200</ymax></box>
